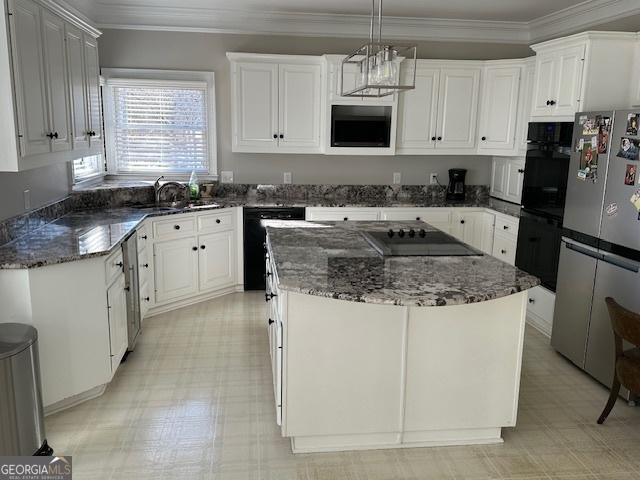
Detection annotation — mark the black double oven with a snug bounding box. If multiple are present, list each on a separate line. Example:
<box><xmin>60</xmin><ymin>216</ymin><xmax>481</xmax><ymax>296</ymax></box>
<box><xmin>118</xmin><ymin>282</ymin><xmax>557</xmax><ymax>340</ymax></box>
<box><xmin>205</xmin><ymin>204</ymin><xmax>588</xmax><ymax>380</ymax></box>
<box><xmin>515</xmin><ymin>122</ymin><xmax>573</xmax><ymax>292</ymax></box>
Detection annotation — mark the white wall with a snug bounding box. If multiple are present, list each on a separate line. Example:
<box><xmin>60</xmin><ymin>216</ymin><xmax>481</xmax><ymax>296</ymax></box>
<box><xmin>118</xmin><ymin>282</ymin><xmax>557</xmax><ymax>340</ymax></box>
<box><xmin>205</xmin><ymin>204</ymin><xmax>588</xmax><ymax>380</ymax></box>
<box><xmin>98</xmin><ymin>30</ymin><xmax>534</xmax><ymax>186</ymax></box>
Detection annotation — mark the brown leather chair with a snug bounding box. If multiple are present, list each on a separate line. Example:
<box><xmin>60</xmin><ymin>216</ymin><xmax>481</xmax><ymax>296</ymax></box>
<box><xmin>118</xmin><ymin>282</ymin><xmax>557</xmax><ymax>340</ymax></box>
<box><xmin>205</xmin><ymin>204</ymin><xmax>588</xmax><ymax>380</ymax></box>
<box><xmin>597</xmin><ymin>297</ymin><xmax>640</xmax><ymax>424</ymax></box>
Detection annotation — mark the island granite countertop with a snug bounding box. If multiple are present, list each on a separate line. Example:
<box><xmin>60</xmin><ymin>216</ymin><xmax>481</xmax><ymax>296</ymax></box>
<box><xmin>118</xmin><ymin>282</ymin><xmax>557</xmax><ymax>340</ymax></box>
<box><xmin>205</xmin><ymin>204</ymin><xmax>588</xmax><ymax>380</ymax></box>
<box><xmin>265</xmin><ymin>220</ymin><xmax>539</xmax><ymax>307</ymax></box>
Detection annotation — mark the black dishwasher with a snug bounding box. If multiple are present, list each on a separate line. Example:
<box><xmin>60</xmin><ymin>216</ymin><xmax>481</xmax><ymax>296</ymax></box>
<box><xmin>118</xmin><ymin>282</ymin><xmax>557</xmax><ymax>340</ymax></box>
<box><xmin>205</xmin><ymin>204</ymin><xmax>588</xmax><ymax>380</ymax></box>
<box><xmin>243</xmin><ymin>207</ymin><xmax>306</xmax><ymax>290</ymax></box>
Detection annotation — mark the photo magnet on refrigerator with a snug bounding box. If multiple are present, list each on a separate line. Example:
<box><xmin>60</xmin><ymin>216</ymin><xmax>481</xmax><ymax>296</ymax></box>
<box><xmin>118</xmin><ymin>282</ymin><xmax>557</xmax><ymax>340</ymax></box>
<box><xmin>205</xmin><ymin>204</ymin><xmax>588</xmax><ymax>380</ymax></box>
<box><xmin>617</xmin><ymin>137</ymin><xmax>640</xmax><ymax>160</ymax></box>
<box><xmin>606</xmin><ymin>203</ymin><xmax>619</xmax><ymax>217</ymax></box>
<box><xmin>625</xmin><ymin>164</ymin><xmax>637</xmax><ymax>186</ymax></box>
<box><xmin>626</xmin><ymin>113</ymin><xmax>639</xmax><ymax>136</ymax></box>
<box><xmin>631</xmin><ymin>189</ymin><xmax>640</xmax><ymax>212</ymax></box>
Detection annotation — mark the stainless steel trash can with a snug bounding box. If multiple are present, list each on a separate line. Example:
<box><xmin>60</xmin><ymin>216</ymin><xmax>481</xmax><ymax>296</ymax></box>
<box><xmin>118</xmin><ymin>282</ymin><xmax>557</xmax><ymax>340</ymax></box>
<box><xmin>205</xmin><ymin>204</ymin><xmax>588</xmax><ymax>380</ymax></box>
<box><xmin>0</xmin><ymin>323</ymin><xmax>52</xmax><ymax>456</ymax></box>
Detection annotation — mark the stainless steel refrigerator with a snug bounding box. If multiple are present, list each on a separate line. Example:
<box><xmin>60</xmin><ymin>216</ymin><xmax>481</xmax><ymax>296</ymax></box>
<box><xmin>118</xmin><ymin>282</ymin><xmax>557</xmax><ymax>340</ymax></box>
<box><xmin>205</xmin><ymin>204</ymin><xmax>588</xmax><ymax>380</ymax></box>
<box><xmin>551</xmin><ymin>109</ymin><xmax>640</xmax><ymax>400</ymax></box>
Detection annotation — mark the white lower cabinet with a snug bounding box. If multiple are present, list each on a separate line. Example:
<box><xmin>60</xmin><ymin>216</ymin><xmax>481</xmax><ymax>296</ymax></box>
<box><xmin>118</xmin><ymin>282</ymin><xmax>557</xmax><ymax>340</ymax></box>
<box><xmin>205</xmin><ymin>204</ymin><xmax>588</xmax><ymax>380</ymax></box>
<box><xmin>451</xmin><ymin>210</ymin><xmax>495</xmax><ymax>254</ymax></box>
<box><xmin>106</xmin><ymin>273</ymin><xmax>128</xmax><ymax>374</ymax></box>
<box><xmin>199</xmin><ymin>230</ymin><xmax>235</xmax><ymax>292</ymax></box>
<box><xmin>153</xmin><ymin>236</ymin><xmax>200</xmax><ymax>303</ymax></box>
<box><xmin>150</xmin><ymin>208</ymin><xmax>239</xmax><ymax>308</ymax></box>
<box><xmin>491</xmin><ymin>213</ymin><xmax>519</xmax><ymax>266</ymax></box>
<box><xmin>526</xmin><ymin>286</ymin><xmax>556</xmax><ymax>337</ymax></box>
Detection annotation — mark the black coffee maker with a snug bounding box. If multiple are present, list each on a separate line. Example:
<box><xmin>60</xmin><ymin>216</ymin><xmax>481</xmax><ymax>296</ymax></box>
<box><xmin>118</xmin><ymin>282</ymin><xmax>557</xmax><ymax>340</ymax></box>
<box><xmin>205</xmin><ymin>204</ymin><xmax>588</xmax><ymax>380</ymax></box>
<box><xmin>446</xmin><ymin>168</ymin><xmax>467</xmax><ymax>201</ymax></box>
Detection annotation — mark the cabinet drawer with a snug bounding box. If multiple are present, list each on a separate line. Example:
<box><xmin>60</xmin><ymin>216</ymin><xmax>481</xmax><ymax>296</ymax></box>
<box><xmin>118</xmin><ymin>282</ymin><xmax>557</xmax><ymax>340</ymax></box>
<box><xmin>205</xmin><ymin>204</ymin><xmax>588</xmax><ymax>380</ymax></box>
<box><xmin>136</xmin><ymin>223</ymin><xmax>150</xmax><ymax>250</ymax></box>
<box><xmin>104</xmin><ymin>248</ymin><xmax>124</xmax><ymax>286</ymax></box>
<box><xmin>494</xmin><ymin>215</ymin><xmax>519</xmax><ymax>240</ymax></box>
<box><xmin>527</xmin><ymin>286</ymin><xmax>555</xmax><ymax>324</ymax></box>
<box><xmin>153</xmin><ymin>215</ymin><xmax>196</xmax><ymax>240</ymax></box>
<box><xmin>198</xmin><ymin>210</ymin><xmax>234</xmax><ymax>233</ymax></box>
<box><xmin>492</xmin><ymin>234</ymin><xmax>517</xmax><ymax>265</ymax></box>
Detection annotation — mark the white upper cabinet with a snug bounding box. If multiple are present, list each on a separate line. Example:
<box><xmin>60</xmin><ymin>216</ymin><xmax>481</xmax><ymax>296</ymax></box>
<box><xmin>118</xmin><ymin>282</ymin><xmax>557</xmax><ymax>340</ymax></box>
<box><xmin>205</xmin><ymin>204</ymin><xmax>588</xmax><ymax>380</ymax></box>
<box><xmin>530</xmin><ymin>32</ymin><xmax>637</xmax><ymax>121</ymax></box>
<box><xmin>515</xmin><ymin>58</ymin><xmax>536</xmax><ymax>155</ymax></box>
<box><xmin>65</xmin><ymin>24</ymin><xmax>89</xmax><ymax>150</ymax></box>
<box><xmin>41</xmin><ymin>11</ymin><xmax>71</xmax><ymax>152</ymax></box>
<box><xmin>278</xmin><ymin>63</ymin><xmax>322</xmax><ymax>151</ymax></box>
<box><xmin>325</xmin><ymin>55</ymin><xmax>395</xmax><ymax>105</ymax></box>
<box><xmin>0</xmin><ymin>0</ymin><xmax>101</xmax><ymax>171</ymax></box>
<box><xmin>490</xmin><ymin>157</ymin><xmax>507</xmax><ymax>199</ymax></box>
<box><xmin>8</xmin><ymin>0</ymin><xmax>49</xmax><ymax>157</ymax></box>
<box><xmin>229</xmin><ymin>54</ymin><xmax>323</xmax><ymax>154</ymax></box>
<box><xmin>477</xmin><ymin>64</ymin><xmax>521</xmax><ymax>155</ymax></box>
<box><xmin>396</xmin><ymin>66</ymin><xmax>439</xmax><ymax>153</ymax></box>
<box><xmin>83</xmin><ymin>35</ymin><xmax>102</xmax><ymax>146</ymax></box>
<box><xmin>396</xmin><ymin>61</ymin><xmax>481</xmax><ymax>155</ymax></box>
<box><xmin>491</xmin><ymin>157</ymin><xmax>525</xmax><ymax>204</ymax></box>
<box><xmin>436</xmin><ymin>67</ymin><xmax>480</xmax><ymax>151</ymax></box>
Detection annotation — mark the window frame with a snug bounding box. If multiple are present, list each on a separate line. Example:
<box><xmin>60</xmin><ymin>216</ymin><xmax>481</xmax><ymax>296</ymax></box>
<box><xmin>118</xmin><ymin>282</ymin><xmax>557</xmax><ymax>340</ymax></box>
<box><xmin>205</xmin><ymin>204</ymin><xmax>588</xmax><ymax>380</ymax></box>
<box><xmin>102</xmin><ymin>68</ymin><xmax>218</xmax><ymax>180</ymax></box>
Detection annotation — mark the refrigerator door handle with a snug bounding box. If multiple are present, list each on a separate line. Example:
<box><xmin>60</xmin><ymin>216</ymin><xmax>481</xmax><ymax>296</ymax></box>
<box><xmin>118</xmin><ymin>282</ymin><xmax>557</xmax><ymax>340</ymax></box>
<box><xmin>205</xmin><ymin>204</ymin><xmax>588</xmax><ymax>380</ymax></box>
<box><xmin>600</xmin><ymin>252</ymin><xmax>640</xmax><ymax>273</ymax></box>
<box><xmin>562</xmin><ymin>237</ymin><xmax>603</xmax><ymax>260</ymax></box>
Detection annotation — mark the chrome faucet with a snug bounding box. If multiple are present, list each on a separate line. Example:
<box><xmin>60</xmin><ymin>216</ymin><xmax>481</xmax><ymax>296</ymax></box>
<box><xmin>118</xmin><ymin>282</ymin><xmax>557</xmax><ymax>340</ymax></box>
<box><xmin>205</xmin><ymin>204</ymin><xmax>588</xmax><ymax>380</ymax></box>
<box><xmin>154</xmin><ymin>175</ymin><xmax>188</xmax><ymax>205</ymax></box>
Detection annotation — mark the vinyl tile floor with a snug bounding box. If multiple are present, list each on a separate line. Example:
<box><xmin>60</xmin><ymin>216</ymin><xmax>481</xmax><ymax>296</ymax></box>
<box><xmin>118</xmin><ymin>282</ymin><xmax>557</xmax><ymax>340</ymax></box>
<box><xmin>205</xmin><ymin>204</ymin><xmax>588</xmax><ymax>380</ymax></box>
<box><xmin>46</xmin><ymin>292</ymin><xmax>640</xmax><ymax>480</ymax></box>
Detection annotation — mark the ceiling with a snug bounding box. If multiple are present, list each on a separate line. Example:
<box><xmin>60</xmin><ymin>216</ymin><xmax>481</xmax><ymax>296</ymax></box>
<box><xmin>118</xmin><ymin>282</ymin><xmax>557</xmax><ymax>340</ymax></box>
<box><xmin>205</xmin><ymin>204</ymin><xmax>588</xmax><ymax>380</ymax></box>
<box><xmin>63</xmin><ymin>0</ymin><xmax>640</xmax><ymax>44</ymax></box>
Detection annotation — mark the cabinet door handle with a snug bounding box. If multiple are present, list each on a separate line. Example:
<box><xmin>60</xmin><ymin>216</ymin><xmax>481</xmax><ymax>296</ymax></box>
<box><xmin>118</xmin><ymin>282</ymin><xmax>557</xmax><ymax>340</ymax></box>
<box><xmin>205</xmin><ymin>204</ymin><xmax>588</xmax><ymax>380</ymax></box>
<box><xmin>265</xmin><ymin>292</ymin><xmax>277</xmax><ymax>302</ymax></box>
<box><xmin>124</xmin><ymin>286</ymin><xmax>130</xmax><ymax>292</ymax></box>
<box><xmin>279</xmin><ymin>134</ymin><xmax>284</xmax><ymax>139</ymax></box>
<box><xmin>416</xmin><ymin>217</ymin><xmax>421</xmax><ymax>221</ymax></box>
<box><xmin>115</xmin><ymin>261</ymin><xmax>123</xmax><ymax>267</ymax></box>
<box><xmin>174</xmin><ymin>225</ymin><xmax>180</xmax><ymax>230</ymax></box>
<box><xmin>142</xmin><ymin>263</ymin><xmax>149</xmax><ymax>268</ymax></box>
<box><xmin>481</xmin><ymin>136</ymin><xmax>487</xmax><ymax>141</ymax></box>
<box><xmin>549</xmin><ymin>100</ymin><xmax>556</xmax><ymax>106</ymax></box>
<box><xmin>140</xmin><ymin>235</ymin><xmax>148</xmax><ymax>240</ymax></box>
<box><xmin>268</xmin><ymin>318</ymin><xmax>275</xmax><ymax>325</ymax></box>
<box><xmin>460</xmin><ymin>219</ymin><xmax>465</xmax><ymax>224</ymax></box>
<box><xmin>273</xmin><ymin>134</ymin><xmax>278</xmax><ymax>139</ymax></box>
<box><xmin>501</xmin><ymin>249</ymin><xmax>507</xmax><ymax>254</ymax></box>
<box><xmin>215</xmin><ymin>219</ymin><xmax>221</xmax><ymax>224</ymax></box>
<box><xmin>144</xmin><ymin>296</ymin><xmax>150</xmax><ymax>302</ymax></box>
<box><xmin>200</xmin><ymin>245</ymin><xmax>206</xmax><ymax>250</ymax></box>
<box><xmin>266</xmin><ymin>271</ymin><xmax>272</xmax><ymax>277</ymax></box>
<box><xmin>437</xmin><ymin>136</ymin><xmax>442</xmax><ymax>141</ymax></box>
<box><xmin>529</xmin><ymin>298</ymin><xmax>535</xmax><ymax>303</ymax></box>
<box><xmin>192</xmin><ymin>246</ymin><xmax>198</xmax><ymax>251</ymax></box>
<box><xmin>343</xmin><ymin>217</ymin><xmax>348</xmax><ymax>221</ymax></box>
<box><xmin>431</xmin><ymin>136</ymin><xmax>436</xmax><ymax>141</ymax></box>
<box><xmin>46</xmin><ymin>132</ymin><xmax>55</xmax><ymax>139</ymax></box>
<box><xmin>503</xmin><ymin>225</ymin><xmax>509</xmax><ymax>230</ymax></box>
<box><xmin>517</xmin><ymin>169</ymin><xmax>525</xmax><ymax>173</ymax></box>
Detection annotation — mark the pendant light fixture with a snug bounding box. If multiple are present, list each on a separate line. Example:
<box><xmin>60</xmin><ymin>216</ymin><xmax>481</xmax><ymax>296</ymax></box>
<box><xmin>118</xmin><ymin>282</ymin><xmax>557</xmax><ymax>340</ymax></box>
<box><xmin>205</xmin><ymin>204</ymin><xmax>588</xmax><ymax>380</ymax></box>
<box><xmin>341</xmin><ymin>0</ymin><xmax>417</xmax><ymax>98</ymax></box>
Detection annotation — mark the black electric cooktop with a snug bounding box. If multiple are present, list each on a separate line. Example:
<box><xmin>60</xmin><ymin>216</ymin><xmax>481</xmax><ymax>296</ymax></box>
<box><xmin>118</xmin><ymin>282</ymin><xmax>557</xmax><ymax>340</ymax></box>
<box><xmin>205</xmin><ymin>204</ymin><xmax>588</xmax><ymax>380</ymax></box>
<box><xmin>361</xmin><ymin>229</ymin><xmax>484</xmax><ymax>257</ymax></box>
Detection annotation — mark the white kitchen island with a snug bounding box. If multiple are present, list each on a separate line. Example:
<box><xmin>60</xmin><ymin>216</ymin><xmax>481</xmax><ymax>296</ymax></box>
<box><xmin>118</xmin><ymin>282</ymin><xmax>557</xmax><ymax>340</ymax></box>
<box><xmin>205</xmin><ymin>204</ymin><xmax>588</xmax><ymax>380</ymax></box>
<box><xmin>264</xmin><ymin>220</ymin><xmax>539</xmax><ymax>453</ymax></box>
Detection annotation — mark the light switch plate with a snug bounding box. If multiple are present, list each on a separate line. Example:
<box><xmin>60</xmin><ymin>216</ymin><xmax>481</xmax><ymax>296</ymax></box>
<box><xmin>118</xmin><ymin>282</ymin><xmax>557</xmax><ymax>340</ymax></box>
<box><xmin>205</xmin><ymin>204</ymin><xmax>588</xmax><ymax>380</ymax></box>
<box><xmin>429</xmin><ymin>173</ymin><xmax>438</xmax><ymax>185</ymax></box>
<box><xmin>23</xmin><ymin>189</ymin><xmax>30</xmax><ymax>210</ymax></box>
<box><xmin>393</xmin><ymin>172</ymin><xmax>401</xmax><ymax>185</ymax></box>
<box><xmin>283</xmin><ymin>172</ymin><xmax>292</xmax><ymax>184</ymax></box>
<box><xmin>220</xmin><ymin>171</ymin><xmax>234</xmax><ymax>183</ymax></box>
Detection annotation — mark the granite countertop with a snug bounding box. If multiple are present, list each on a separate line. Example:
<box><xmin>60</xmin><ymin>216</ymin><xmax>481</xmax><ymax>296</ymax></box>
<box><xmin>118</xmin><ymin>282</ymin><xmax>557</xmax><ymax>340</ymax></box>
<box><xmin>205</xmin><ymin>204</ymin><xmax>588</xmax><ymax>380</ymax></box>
<box><xmin>0</xmin><ymin>196</ymin><xmax>521</xmax><ymax>270</ymax></box>
<box><xmin>265</xmin><ymin>220</ymin><xmax>539</xmax><ymax>307</ymax></box>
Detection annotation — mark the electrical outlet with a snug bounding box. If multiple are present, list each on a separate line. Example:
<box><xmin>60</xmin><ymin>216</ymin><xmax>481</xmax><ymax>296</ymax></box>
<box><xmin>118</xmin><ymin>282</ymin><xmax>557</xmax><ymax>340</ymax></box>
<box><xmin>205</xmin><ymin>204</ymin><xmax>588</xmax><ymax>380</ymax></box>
<box><xmin>23</xmin><ymin>189</ymin><xmax>30</xmax><ymax>210</ymax></box>
<box><xmin>220</xmin><ymin>171</ymin><xmax>234</xmax><ymax>183</ymax></box>
<box><xmin>393</xmin><ymin>172</ymin><xmax>401</xmax><ymax>185</ymax></box>
<box><xmin>283</xmin><ymin>172</ymin><xmax>292</xmax><ymax>184</ymax></box>
<box><xmin>429</xmin><ymin>173</ymin><xmax>438</xmax><ymax>185</ymax></box>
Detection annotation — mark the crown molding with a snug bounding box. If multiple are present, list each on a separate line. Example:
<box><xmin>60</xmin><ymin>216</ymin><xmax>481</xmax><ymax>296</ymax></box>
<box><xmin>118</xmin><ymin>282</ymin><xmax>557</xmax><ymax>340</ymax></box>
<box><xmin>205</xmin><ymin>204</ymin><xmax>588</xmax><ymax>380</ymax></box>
<box><xmin>90</xmin><ymin>0</ymin><xmax>640</xmax><ymax>46</ymax></box>
<box><xmin>528</xmin><ymin>0</ymin><xmax>640</xmax><ymax>42</ymax></box>
<box><xmin>37</xmin><ymin>0</ymin><xmax>101</xmax><ymax>37</ymax></box>
<box><xmin>94</xmin><ymin>4</ymin><xmax>530</xmax><ymax>44</ymax></box>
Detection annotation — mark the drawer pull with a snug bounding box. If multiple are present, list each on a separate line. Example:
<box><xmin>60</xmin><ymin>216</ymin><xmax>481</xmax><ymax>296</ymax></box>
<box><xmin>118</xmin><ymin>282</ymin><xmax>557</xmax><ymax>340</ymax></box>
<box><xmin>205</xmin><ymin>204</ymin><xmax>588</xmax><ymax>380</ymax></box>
<box><xmin>140</xmin><ymin>235</ymin><xmax>148</xmax><ymax>240</ymax></box>
<box><xmin>529</xmin><ymin>298</ymin><xmax>535</xmax><ymax>304</ymax></box>
<box><xmin>460</xmin><ymin>220</ymin><xmax>465</xmax><ymax>224</ymax></box>
<box><xmin>142</xmin><ymin>263</ymin><xmax>149</xmax><ymax>268</ymax></box>
<box><xmin>268</xmin><ymin>318</ymin><xmax>274</xmax><ymax>325</ymax></box>
<box><xmin>216</xmin><ymin>219</ymin><xmax>221</xmax><ymax>224</ymax></box>
<box><xmin>192</xmin><ymin>246</ymin><xmax>198</xmax><ymax>251</ymax></box>
<box><xmin>343</xmin><ymin>217</ymin><xmax>348</xmax><ymax>221</ymax></box>
<box><xmin>501</xmin><ymin>249</ymin><xmax>507</xmax><ymax>254</ymax></box>
<box><xmin>503</xmin><ymin>225</ymin><xmax>509</xmax><ymax>230</ymax></box>
<box><xmin>416</xmin><ymin>217</ymin><xmax>421</xmax><ymax>221</ymax></box>
<box><xmin>115</xmin><ymin>261</ymin><xmax>123</xmax><ymax>268</ymax></box>
<box><xmin>174</xmin><ymin>225</ymin><xmax>180</xmax><ymax>230</ymax></box>
<box><xmin>200</xmin><ymin>245</ymin><xmax>206</xmax><ymax>250</ymax></box>
<box><xmin>265</xmin><ymin>292</ymin><xmax>277</xmax><ymax>302</ymax></box>
<box><xmin>144</xmin><ymin>296</ymin><xmax>150</xmax><ymax>302</ymax></box>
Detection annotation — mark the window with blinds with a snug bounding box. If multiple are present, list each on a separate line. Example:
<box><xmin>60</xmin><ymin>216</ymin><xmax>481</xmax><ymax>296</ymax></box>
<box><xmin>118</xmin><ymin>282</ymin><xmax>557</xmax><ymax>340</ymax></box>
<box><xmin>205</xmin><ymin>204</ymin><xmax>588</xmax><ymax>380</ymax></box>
<box><xmin>109</xmin><ymin>80</ymin><xmax>209</xmax><ymax>174</ymax></box>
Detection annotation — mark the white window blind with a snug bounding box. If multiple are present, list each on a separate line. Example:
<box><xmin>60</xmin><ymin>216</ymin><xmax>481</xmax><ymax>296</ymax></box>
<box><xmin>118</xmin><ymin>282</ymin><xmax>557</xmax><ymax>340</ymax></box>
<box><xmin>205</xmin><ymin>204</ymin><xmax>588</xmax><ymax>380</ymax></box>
<box><xmin>109</xmin><ymin>80</ymin><xmax>209</xmax><ymax>174</ymax></box>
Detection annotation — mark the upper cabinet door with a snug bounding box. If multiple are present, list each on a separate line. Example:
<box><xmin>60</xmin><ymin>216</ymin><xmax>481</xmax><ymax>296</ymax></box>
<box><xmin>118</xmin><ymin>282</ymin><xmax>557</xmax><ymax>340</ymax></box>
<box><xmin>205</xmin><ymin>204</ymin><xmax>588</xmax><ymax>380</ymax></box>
<box><xmin>490</xmin><ymin>157</ymin><xmax>507</xmax><ymax>199</ymax></box>
<box><xmin>552</xmin><ymin>45</ymin><xmax>585</xmax><ymax>118</ymax></box>
<box><xmin>530</xmin><ymin>52</ymin><xmax>556</xmax><ymax>117</ymax></box>
<box><xmin>504</xmin><ymin>159</ymin><xmax>525</xmax><ymax>204</ymax></box>
<box><xmin>477</xmin><ymin>66</ymin><xmax>520</xmax><ymax>153</ymax></box>
<box><xmin>436</xmin><ymin>68</ymin><xmax>480</xmax><ymax>150</ymax></box>
<box><xmin>396</xmin><ymin>66</ymin><xmax>439</xmax><ymax>153</ymax></box>
<box><xmin>83</xmin><ymin>35</ymin><xmax>102</xmax><ymax>146</ymax></box>
<box><xmin>41</xmin><ymin>11</ymin><xmax>71</xmax><ymax>152</ymax></box>
<box><xmin>278</xmin><ymin>63</ymin><xmax>322</xmax><ymax>151</ymax></box>
<box><xmin>65</xmin><ymin>25</ymin><xmax>89</xmax><ymax>150</ymax></box>
<box><xmin>232</xmin><ymin>62</ymin><xmax>279</xmax><ymax>151</ymax></box>
<box><xmin>8</xmin><ymin>0</ymin><xmax>49</xmax><ymax>157</ymax></box>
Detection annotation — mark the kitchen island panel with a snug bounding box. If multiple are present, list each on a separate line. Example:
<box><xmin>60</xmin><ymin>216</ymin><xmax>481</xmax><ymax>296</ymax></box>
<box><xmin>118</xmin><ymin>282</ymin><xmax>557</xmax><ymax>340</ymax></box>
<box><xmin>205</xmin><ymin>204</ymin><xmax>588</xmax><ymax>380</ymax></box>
<box><xmin>404</xmin><ymin>291</ymin><xmax>527</xmax><ymax>433</ymax></box>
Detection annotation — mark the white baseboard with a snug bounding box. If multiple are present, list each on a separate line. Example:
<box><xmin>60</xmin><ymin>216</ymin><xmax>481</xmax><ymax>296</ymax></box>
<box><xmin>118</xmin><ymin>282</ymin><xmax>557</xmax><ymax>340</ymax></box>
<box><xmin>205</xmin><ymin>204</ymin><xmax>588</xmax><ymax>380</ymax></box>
<box><xmin>526</xmin><ymin>313</ymin><xmax>552</xmax><ymax>338</ymax></box>
<box><xmin>44</xmin><ymin>384</ymin><xmax>107</xmax><ymax>416</ymax></box>
<box><xmin>145</xmin><ymin>284</ymin><xmax>245</xmax><ymax>318</ymax></box>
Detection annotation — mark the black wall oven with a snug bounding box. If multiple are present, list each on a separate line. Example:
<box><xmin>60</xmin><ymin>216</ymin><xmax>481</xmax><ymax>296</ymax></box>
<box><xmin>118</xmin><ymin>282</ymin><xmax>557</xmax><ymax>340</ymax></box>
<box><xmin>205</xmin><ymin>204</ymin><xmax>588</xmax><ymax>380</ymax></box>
<box><xmin>515</xmin><ymin>122</ymin><xmax>573</xmax><ymax>291</ymax></box>
<box><xmin>331</xmin><ymin>105</ymin><xmax>392</xmax><ymax>147</ymax></box>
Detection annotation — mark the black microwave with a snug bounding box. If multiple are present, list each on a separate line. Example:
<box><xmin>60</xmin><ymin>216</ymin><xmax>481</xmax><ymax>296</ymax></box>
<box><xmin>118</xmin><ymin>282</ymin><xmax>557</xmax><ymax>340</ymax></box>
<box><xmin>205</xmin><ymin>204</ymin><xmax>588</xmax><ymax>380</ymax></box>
<box><xmin>331</xmin><ymin>105</ymin><xmax>392</xmax><ymax>147</ymax></box>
